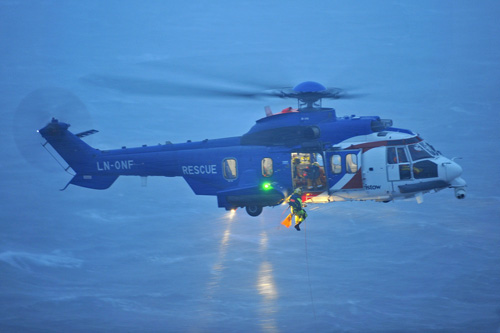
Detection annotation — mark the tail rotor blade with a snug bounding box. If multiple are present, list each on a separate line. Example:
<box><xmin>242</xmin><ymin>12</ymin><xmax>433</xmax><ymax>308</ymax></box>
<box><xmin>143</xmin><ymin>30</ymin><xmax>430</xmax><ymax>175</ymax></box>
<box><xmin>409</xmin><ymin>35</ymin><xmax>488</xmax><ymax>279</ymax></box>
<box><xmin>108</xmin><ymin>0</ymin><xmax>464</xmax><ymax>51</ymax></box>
<box><xmin>13</xmin><ymin>88</ymin><xmax>93</xmax><ymax>171</ymax></box>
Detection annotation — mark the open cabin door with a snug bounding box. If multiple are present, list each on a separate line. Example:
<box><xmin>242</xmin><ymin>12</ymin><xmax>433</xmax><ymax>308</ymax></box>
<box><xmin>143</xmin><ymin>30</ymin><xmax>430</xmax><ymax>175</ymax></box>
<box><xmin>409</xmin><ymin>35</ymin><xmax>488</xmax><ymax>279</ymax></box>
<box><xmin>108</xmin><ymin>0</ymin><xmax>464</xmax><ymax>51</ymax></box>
<box><xmin>291</xmin><ymin>152</ymin><xmax>327</xmax><ymax>193</ymax></box>
<box><xmin>325</xmin><ymin>149</ymin><xmax>363</xmax><ymax>192</ymax></box>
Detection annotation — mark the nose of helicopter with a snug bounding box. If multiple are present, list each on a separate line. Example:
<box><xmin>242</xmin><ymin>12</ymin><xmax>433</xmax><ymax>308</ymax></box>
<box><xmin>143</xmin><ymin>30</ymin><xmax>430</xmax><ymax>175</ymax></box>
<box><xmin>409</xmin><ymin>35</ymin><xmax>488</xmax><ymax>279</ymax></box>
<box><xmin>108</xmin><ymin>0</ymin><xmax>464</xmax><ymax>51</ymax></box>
<box><xmin>443</xmin><ymin>160</ymin><xmax>463</xmax><ymax>183</ymax></box>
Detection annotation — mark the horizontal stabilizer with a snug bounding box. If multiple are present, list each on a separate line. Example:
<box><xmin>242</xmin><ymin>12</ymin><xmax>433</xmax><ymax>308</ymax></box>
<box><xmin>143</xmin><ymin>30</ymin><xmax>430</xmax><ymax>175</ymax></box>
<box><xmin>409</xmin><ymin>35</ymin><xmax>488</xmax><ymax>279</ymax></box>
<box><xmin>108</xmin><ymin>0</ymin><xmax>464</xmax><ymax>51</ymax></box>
<box><xmin>75</xmin><ymin>129</ymin><xmax>99</xmax><ymax>138</ymax></box>
<box><xmin>62</xmin><ymin>174</ymin><xmax>119</xmax><ymax>190</ymax></box>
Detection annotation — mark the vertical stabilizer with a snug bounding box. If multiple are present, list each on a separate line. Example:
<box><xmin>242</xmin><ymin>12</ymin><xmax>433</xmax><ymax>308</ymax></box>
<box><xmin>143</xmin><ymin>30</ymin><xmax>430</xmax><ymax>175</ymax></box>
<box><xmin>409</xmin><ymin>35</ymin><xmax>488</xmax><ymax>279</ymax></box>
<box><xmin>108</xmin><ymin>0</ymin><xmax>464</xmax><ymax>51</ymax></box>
<box><xmin>38</xmin><ymin>118</ymin><xmax>97</xmax><ymax>174</ymax></box>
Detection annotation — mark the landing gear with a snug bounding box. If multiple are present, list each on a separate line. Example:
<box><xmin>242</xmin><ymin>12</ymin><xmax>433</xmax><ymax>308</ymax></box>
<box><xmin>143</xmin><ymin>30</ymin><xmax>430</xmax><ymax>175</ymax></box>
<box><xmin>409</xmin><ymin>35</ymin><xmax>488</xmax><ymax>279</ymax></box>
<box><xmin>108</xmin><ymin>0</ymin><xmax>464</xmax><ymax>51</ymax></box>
<box><xmin>245</xmin><ymin>205</ymin><xmax>263</xmax><ymax>217</ymax></box>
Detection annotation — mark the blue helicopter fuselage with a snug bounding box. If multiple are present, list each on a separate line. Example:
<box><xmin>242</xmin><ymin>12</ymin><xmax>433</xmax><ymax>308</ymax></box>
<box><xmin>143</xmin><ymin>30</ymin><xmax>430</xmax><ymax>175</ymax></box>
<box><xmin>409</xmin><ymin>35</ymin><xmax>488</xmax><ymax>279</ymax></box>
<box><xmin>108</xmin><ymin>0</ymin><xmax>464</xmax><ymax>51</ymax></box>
<box><xmin>38</xmin><ymin>107</ymin><xmax>466</xmax><ymax>216</ymax></box>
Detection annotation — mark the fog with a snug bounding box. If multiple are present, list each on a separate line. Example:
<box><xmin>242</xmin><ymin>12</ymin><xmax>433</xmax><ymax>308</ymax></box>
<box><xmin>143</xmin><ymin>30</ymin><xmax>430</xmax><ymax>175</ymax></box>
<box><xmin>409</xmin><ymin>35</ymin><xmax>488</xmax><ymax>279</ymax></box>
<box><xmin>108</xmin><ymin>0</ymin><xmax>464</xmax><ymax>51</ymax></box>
<box><xmin>1</xmin><ymin>1</ymin><xmax>500</xmax><ymax>332</ymax></box>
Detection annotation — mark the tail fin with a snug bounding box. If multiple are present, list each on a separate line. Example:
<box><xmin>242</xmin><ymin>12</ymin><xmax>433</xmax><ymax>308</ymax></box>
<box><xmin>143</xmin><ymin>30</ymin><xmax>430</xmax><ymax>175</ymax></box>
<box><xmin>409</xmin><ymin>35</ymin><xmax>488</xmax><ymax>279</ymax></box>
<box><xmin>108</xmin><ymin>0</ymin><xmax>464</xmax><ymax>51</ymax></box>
<box><xmin>38</xmin><ymin>118</ymin><xmax>95</xmax><ymax>173</ymax></box>
<box><xmin>39</xmin><ymin>118</ymin><xmax>118</xmax><ymax>190</ymax></box>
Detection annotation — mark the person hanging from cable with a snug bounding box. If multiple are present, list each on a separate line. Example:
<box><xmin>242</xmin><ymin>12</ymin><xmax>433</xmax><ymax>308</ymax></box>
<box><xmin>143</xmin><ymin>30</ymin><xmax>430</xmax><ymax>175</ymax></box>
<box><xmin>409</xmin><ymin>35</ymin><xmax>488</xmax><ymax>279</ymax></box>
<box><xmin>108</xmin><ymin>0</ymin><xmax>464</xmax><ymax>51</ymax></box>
<box><xmin>287</xmin><ymin>188</ymin><xmax>308</xmax><ymax>231</ymax></box>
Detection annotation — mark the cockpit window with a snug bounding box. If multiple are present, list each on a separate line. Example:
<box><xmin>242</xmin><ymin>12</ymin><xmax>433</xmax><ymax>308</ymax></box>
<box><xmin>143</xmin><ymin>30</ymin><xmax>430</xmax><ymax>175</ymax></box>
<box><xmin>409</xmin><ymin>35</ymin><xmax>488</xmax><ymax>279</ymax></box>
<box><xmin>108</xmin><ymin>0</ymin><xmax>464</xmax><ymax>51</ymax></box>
<box><xmin>408</xmin><ymin>143</ymin><xmax>433</xmax><ymax>161</ymax></box>
<box><xmin>387</xmin><ymin>147</ymin><xmax>409</xmax><ymax>164</ymax></box>
<box><xmin>421</xmin><ymin>141</ymin><xmax>439</xmax><ymax>156</ymax></box>
<box><xmin>397</xmin><ymin>148</ymin><xmax>408</xmax><ymax>163</ymax></box>
<box><xmin>413</xmin><ymin>160</ymin><xmax>438</xmax><ymax>179</ymax></box>
<box><xmin>387</xmin><ymin>147</ymin><xmax>397</xmax><ymax>164</ymax></box>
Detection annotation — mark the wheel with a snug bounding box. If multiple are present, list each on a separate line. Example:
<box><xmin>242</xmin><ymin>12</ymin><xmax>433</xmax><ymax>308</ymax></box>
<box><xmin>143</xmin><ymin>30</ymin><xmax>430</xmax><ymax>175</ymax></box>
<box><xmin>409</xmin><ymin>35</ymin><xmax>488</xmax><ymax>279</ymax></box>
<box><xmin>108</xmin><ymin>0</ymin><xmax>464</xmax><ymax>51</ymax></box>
<box><xmin>245</xmin><ymin>205</ymin><xmax>263</xmax><ymax>217</ymax></box>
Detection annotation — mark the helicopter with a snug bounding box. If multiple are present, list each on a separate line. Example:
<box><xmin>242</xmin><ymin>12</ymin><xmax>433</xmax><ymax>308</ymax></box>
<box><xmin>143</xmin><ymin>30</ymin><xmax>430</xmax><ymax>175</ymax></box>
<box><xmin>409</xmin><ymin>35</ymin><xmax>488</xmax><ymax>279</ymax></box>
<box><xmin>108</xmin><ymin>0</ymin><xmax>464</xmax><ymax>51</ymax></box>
<box><xmin>37</xmin><ymin>81</ymin><xmax>466</xmax><ymax>217</ymax></box>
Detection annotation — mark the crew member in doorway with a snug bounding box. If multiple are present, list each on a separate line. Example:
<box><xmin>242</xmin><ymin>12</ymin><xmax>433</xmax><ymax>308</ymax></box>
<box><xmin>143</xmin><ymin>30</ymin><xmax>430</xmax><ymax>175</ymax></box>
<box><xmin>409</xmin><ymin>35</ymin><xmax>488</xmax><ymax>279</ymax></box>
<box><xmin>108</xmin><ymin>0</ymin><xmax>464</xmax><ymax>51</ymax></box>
<box><xmin>306</xmin><ymin>162</ymin><xmax>322</xmax><ymax>189</ymax></box>
<box><xmin>288</xmin><ymin>188</ymin><xmax>308</xmax><ymax>231</ymax></box>
<box><xmin>292</xmin><ymin>157</ymin><xmax>301</xmax><ymax>184</ymax></box>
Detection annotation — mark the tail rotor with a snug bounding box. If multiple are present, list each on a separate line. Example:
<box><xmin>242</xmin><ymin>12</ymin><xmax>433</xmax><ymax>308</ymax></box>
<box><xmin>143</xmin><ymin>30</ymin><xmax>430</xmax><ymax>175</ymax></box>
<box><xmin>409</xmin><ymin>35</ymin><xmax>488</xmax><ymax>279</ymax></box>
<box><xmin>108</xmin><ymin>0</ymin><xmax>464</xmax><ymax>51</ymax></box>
<box><xmin>13</xmin><ymin>87</ymin><xmax>93</xmax><ymax>171</ymax></box>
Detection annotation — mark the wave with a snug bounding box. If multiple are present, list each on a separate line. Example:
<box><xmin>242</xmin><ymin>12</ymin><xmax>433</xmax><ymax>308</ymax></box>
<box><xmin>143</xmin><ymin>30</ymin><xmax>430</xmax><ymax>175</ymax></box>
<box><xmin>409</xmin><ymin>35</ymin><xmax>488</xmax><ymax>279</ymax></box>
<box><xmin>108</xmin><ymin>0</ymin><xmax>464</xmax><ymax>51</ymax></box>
<box><xmin>0</xmin><ymin>250</ymin><xmax>83</xmax><ymax>270</ymax></box>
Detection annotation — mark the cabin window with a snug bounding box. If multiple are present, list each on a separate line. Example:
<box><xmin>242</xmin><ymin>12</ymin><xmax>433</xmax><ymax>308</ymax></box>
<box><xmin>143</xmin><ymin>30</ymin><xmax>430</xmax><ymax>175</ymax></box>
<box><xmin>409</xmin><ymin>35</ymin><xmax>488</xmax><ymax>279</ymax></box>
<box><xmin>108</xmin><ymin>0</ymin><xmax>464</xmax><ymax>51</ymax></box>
<box><xmin>223</xmin><ymin>158</ymin><xmax>238</xmax><ymax>180</ymax></box>
<box><xmin>262</xmin><ymin>158</ymin><xmax>273</xmax><ymax>177</ymax></box>
<box><xmin>331</xmin><ymin>154</ymin><xmax>342</xmax><ymax>174</ymax></box>
<box><xmin>346</xmin><ymin>154</ymin><xmax>358</xmax><ymax>173</ymax></box>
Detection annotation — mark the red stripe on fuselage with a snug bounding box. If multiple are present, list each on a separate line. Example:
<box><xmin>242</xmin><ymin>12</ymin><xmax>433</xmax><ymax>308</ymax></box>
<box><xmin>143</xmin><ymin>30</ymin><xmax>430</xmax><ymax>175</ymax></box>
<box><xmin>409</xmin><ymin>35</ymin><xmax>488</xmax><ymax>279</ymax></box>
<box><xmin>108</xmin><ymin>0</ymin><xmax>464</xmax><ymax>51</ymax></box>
<box><xmin>347</xmin><ymin>141</ymin><xmax>388</xmax><ymax>152</ymax></box>
<box><xmin>342</xmin><ymin>169</ymin><xmax>363</xmax><ymax>189</ymax></box>
<box><xmin>346</xmin><ymin>136</ymin><xmax>422</xmax><ymax>152</ymax></box>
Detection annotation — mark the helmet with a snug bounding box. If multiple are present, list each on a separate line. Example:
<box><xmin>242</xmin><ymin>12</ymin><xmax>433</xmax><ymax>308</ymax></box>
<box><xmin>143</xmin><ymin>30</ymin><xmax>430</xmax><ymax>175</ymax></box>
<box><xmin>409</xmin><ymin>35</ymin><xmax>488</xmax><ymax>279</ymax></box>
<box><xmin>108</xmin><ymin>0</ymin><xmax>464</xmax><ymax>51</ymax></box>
<box><xmin>294</xmin><ymin>188</ymin><xmax>302</xmax><ymax>195</ymax></box>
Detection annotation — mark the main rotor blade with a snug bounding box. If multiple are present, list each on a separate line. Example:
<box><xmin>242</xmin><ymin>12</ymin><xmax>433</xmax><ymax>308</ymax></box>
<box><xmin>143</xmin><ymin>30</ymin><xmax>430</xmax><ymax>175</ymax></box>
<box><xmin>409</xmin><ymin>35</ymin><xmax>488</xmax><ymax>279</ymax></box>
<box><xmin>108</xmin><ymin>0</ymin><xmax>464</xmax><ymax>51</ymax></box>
<box><xmin>81</xmin><ymin>74</ymin><xmax>365</xmax><ymax>101</ymax></box>
<box><xmin>80</xmin><ymin>74</ymin><xmax>271</xmax><ymax>99</ymax></box>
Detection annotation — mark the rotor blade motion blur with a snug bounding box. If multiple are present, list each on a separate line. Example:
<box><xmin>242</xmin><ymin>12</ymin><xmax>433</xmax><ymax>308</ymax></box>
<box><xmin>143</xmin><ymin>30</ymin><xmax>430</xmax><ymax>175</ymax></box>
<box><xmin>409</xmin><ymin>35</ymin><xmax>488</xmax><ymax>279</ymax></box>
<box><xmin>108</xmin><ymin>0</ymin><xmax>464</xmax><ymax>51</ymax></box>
<box><xmin>81</xmin><ymin>74</ymin><xmax>362</xmax><ymax>103</ymax></box>
<box><xmin>80</xmin><ymin>74</ymin><xmax>271</xmax><ymax>99</ymax></box>
<box><xmin>14</xmin><ymin>88</ymin><xmax>93</xmax><ymax>171</ymax></box>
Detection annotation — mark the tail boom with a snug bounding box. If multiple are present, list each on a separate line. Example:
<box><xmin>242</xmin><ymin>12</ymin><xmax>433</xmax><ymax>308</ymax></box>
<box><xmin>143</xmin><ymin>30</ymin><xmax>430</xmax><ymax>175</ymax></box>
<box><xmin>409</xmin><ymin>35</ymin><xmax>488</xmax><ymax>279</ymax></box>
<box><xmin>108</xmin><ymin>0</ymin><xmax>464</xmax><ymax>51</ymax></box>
<box><xmin>39</xmin><ymin>118</ymin><xmax>182</xmax><ymax>190</ymax></box>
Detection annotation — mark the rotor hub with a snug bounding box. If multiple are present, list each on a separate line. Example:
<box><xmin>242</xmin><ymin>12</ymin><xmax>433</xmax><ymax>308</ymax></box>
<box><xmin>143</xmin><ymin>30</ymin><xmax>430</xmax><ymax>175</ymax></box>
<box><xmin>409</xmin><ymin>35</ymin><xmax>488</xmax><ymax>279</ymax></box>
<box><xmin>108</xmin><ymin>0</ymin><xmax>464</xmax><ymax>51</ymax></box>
<box><xmin>293</xmin><ymin>81</ymin><xmax>327</xmax><ymax>93</ymax></box>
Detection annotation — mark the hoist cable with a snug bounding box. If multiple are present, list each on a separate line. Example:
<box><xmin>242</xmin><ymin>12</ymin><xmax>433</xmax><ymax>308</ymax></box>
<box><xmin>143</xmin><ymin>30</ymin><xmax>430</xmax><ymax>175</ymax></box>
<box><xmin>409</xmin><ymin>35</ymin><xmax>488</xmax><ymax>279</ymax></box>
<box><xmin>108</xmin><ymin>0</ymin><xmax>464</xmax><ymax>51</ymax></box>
<box><xmin>304</xmin><ymin>221</ymin><xmax>317</xmax><ymax>320</ymax></box>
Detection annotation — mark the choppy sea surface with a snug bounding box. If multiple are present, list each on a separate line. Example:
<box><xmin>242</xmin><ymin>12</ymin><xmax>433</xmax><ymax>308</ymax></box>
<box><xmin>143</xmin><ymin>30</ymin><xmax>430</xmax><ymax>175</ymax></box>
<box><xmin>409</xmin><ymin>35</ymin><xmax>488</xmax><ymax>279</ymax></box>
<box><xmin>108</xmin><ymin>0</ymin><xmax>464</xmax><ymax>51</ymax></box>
<box><xmin>1</xmin><ymin>1</ymin><xmax>499</xmax><ymax>332</ymax></box>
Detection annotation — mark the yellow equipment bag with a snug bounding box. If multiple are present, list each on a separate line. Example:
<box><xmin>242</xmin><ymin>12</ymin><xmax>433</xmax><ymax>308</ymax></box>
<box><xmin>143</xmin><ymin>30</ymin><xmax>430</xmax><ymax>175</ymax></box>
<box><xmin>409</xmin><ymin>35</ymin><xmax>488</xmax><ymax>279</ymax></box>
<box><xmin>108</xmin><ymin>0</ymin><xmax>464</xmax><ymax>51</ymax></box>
<box><xmin>281</xmin><ymin>213</ymin><xmax>293</xmax><ymax>228</ymax></box>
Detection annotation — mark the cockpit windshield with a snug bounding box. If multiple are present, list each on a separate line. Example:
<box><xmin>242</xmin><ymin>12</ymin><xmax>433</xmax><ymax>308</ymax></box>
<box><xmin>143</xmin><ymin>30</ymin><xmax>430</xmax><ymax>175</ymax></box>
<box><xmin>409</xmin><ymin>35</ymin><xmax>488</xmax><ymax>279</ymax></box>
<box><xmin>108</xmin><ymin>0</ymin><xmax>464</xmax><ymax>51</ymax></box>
<box><xmin>420</xmin><ymin>141</ymin><xmax>440</xmax><ymax>156</ymax></box>
<box><xmin>408</xmin><ymin>142</ymin><xmax>435</xmax><ymax>161</ymax></box>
